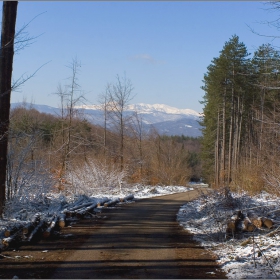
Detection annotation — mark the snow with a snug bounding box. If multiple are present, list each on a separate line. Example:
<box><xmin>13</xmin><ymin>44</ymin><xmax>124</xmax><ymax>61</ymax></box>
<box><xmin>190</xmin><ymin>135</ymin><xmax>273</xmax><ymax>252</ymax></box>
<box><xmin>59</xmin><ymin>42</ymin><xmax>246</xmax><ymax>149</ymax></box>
<box><xmin>12</xmin><ymin>102</ymin><xmax>202</xmax><ymax>137</ymax></box>
<box><xmin>126</xmin><ymin>103</ymin><xmax>200</xmax><ymax>117</ymax></box>
<box><xmin>75</xmin><ymin>103</ymin><xmax>201</xmax><ymax>117</ymax></box>
<box><xmin>93</xmin><ymin>184</ymin><xmax>193</xmax><ymax>200</ymax></box>
<box><xmin>0</xmin><ymin>184</ymin><xmax>192</xmax><ymax>241</ymax></box>
<box><xmin>1</xmin><ymin>181</ymin><xmax>280</xmax><ymax>279</ymax></box>
<box><xmin>177</xmin><ymin>189</ymin><xmax>280</xmax><ymax>279</ymax></box>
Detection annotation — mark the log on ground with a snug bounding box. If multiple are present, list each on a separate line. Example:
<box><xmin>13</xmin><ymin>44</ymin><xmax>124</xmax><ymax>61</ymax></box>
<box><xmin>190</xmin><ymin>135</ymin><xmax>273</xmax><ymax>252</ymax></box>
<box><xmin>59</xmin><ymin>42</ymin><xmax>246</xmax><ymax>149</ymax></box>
<box><xmin>120</xmin><ymin>194</ymin><xmax>134</xmax><ymax>202</ymax></box>
<box><xmin>27</xmin><ymin>220</ymin><xmax>46</xmax><ymax>242</ymax></box>
<box><xmin>4</xmin><ymin>224</ymin><xmax>24</xmax><ymax>238</ymax></box>
<box><xmin>247</xmin><ymin>211</ymin><xmax>262</xmax><ymax>228</ymax></box>
<box><xmin>43</xmin><ymin>216</ymin><xmax>59</xmax><ymax>239</ymax></box>
<box><xmin>104</xmin><ymin>198</ymin><xmax>120</xmax><ymax>207</ymax></box>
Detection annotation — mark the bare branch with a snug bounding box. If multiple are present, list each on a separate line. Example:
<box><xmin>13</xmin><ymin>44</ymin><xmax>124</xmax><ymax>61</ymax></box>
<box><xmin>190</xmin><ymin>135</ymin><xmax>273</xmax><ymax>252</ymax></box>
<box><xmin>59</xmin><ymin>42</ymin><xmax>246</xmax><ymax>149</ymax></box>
<box><xmin>12</xmin><ymin>61</ymin><xmax>51</xmax><ymax>92</ymax></box>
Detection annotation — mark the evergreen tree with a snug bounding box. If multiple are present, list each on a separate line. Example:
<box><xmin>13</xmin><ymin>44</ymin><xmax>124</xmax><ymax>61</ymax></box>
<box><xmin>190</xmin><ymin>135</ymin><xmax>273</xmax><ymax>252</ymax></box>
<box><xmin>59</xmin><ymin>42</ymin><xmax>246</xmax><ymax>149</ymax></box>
<box><xmin>201</xmin><ymin>35</ymin><xmax>251</xmax><ymax>186</ymax></box>
<box><xmin>251</xmin><ymin>44</ymin><xmax>280</xmax><ymax>156</ymax></box>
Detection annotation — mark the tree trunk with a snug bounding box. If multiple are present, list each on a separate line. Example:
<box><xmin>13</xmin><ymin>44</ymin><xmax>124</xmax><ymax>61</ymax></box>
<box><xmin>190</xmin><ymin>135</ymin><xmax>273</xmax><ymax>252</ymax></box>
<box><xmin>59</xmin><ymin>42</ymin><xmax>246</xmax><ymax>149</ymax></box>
<box><xmin>120</xmin><ymin>194</ymin><xmax>134</xmax><ymax>202</ymax></box>
<box><xmin>43</xmin><ymin>216</ymin><xmax>58</xmax><ymax>238</ymax></box>
<box><xmin>104</xmin><ymin>198</ymin><xmax>120</xmax><ymax>207</ymax></box>
<box><xmin>215</xmin><ymin>110</ymin><xmax>220</xmax><ymax>186</ymax></box>
<box><xmin>233</xmin><ymin>95</ymin><xmax>239</xmax><ymax>174</ymax></box>
<box><xmin>227</xmin><ymin>73</ymin><xmax>235</xmax><ymax>186</ymax></box>
<box><xmin>0</xmin><ymin>1</ymin><xmax>18</xmax><ymax>216</ymax></box>
<box><xmin>221</xmin><ymin>87</ymin><xmax>226</xmax><ymax>185</ymax></box>
<box><xmin>120</xmin><ymin>114</ymin><xmax>124</xmax><ymax>171</ymax></box>
<box><xmin>58</xmin><ymin>213</ymin><xmax>66</xmax><ymax>228</ymax></box>
<box><xmin>247</xmin><ymin>211</ymin><xmax>263</xmax><ymax>228</ymax></box>
<box><xmin>104</xmin><ymin>97</ymin><xmax>108</xmax><ymax>158</ymax></box>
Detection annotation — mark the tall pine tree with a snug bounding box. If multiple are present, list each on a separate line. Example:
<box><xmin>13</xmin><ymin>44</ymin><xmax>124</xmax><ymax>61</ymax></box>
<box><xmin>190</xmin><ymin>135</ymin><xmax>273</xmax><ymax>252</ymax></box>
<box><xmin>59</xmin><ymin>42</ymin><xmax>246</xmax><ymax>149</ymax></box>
<box><xmin>201</xmin><ymin>35</ymin><xmax>251</xmax><ymax>187</ymax></box>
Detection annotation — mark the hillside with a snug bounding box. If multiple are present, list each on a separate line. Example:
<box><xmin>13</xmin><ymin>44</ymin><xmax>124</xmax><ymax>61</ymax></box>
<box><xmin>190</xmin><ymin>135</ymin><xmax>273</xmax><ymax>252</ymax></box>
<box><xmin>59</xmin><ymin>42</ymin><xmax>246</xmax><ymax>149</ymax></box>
<box><xmin>11</xmin><ymin>103</ymin><xmax>202</xmax><ymax>137</ymax></box>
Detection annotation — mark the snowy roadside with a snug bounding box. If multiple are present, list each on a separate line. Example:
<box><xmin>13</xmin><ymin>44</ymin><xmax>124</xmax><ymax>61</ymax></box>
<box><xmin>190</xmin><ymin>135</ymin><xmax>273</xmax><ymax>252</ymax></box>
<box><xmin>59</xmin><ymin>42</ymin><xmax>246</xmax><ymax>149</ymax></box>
<box><xmin>177</xmin><ymin>189</ymin><xmax>280</xmax><ymax>279</ymax></box>
<box><xmin>0</xmin><ymin>184</ymin><xmax>194</xmax><ymax>242</ymax></box>
<box><xmin>3</xmin><ymin>182</ymin><xmax>278</xmax><ymax>279</ymax></box>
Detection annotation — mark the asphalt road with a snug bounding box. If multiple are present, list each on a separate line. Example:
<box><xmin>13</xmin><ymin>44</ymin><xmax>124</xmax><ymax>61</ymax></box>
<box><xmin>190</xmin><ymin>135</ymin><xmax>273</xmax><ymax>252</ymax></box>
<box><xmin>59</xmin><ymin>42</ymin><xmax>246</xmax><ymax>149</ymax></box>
<box><xmin>0</xmin><ymin>189</ymin><xmax>227</xmax><ymax>279</ymax></box>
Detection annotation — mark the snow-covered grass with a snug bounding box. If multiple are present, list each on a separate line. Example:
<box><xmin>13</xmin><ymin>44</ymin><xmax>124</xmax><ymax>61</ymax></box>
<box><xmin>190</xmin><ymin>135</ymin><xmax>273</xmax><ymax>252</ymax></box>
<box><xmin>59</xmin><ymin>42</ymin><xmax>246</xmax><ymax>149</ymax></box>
<box><xmin>65</xmin><ymin>160</ymin><xmax>127</xmax><ymax>197</ymax></box>
<box><xmin>65</xmin><ymin>160</ymin><xmax>194</xmax><ymax>198</ymax></box>
<box><xmin>177</xmin><ymin>189</ymin><xmax>280</xmax><ymax>279</ymax></box>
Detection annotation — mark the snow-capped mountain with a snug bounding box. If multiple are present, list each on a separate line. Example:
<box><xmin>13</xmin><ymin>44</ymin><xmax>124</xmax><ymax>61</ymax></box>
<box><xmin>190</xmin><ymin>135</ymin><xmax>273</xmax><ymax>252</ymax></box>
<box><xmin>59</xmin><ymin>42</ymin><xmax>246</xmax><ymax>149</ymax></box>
<box><xmin>77</xmin><ymin>103</ymin><xmax>199</xmax><ymax>118</ymax></box>
<box><xmin>124</xmin><ymin>103</ymin><xmax>200</xmax><ymax>125</ymax></box>
<box><xmin>127</xmin><ymin>103</ymin><xmax>200</xmax><ymax>117</ymax></box>
<box><xmin>11</xmin><ymin>103</ymin><xmax>202</xmax><ymax>137</ymax></box>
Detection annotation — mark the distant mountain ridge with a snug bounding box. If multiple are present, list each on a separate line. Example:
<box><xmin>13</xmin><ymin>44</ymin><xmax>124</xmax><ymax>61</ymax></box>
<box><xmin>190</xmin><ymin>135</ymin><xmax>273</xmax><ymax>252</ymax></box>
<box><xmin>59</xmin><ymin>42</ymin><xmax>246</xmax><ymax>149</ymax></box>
<box><xmin>11</xmin><ymin>102</ymin><xmax>203</xmax><ymax>137</ymax></box>
<box><xmin>77</xmin><ymin>103</ymin><xmax>200</xmax><ymax>118</ymax></box>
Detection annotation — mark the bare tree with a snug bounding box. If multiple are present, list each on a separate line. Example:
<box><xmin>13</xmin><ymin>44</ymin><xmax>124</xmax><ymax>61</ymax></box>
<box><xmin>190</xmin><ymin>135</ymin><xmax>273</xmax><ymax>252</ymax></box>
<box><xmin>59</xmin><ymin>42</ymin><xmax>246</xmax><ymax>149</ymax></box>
<box><xmin>53</xmin><ymin>57</ymin><xmax>87</xmax><ymax>185</ymax></box>
<box><xmin>64</xmin><ymin>58</ymin><xmax>81</xmax><ymax>172</ymax></box>
<box><xmin>128</xmin><ymin>111</ymin><xmax>146</xmax><ymax>180</ymax></box>
<box><xmin>106</xmin><ymin>75</ymin><xmax>134</xmax><ymax>171</ymax></box>
<box><xmin>0</xmin><ymin>1</ymin><xmax>18</xmax><ymax>216</ymax></box>
<box><xmin>245</xmin><ymin>1</ymin><xmax>280</xmax><ymax>42</ymax></box>
<box><xmin>98</xmin><ymin>87</ymin><xmax>111</xmax><ymax>159</ymax></box>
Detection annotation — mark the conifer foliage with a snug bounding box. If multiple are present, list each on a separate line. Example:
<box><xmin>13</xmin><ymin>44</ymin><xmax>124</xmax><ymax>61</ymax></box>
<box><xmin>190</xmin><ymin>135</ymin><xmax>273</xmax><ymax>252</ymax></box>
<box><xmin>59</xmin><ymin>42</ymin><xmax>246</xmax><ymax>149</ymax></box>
<box><xmin>201</xmin><ymin>35</ymin><xmax>280</xmax><ymax>193</ymax></box>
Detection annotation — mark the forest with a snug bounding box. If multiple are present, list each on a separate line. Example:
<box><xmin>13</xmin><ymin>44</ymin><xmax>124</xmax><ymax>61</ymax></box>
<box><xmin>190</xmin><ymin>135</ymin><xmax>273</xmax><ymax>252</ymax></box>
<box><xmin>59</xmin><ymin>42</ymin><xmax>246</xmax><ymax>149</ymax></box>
<box><xmin>7</xmin><ymin>35</ymin><xmax>280</xmax><ymax>205</ymax></box>
<box><xmin>2</xmin><ymin>3</ymin><xmax>280</xmax><ymax>278</ymax></box>
<box><xmin>201</xmin><ymin>35</ymin><xmax>280</xmax><ymax>194</ymax></box>
<box><xmin>0</xmin><ymin>0</ymin><xmax>203</xmax><ymax>214</ymax></box>
<box><xmin>7</xmin><ymin>98</ymin><xmax>201</xmax><ymax>199</ymax></box>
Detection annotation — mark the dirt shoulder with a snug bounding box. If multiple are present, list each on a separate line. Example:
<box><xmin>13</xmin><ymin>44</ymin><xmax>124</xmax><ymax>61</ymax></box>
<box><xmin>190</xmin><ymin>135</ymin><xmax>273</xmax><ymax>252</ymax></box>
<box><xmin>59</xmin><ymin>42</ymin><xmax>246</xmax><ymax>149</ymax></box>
<box><xmin>0</xmin><ymin>189</ymin><xmax>227</xmax><ymax>279</ymax></box>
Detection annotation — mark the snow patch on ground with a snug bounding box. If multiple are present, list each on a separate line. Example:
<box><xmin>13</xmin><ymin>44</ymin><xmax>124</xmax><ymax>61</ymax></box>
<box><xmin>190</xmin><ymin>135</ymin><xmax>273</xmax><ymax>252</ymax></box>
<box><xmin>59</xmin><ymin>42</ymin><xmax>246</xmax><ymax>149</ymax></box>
<box><xmin>0</xmin><ymin>184</ymin><xmax>192</xmax><ymax>240</ymax></box>
<box><xmin>2</xmin><ymin>182</ymin><xmax>279</xmax><ymax>279</ymax></box>
<box><xmin>177</xmin><ymin>190</ymin><xmax>280</xmax><ymax>279</ymax></box>
<box><xmin>91</xmin><ymin>184</ymin><xmax>193</xmax><ymax>200</ymax></box>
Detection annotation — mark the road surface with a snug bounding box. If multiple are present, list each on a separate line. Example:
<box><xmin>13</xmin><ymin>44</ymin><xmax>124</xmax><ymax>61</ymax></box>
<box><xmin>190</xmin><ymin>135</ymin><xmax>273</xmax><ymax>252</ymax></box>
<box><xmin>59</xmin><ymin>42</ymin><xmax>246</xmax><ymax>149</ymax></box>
<box><xmin>0</xmin><ymin>189</ymin><xmax>227</xmax><ymax>279</ymax></box>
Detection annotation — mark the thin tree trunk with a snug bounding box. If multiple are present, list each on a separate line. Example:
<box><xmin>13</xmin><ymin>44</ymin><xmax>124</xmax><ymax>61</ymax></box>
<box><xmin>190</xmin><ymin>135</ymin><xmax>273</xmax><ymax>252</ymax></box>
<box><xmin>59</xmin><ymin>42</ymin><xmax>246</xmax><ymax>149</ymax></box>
<box><xmin>120</xmin><ymin>114</ymin><xmax>124</xmax><ymax>171</ymax></box>
<box><xmin>237</xmin><ymin>101</ymin><xmax>244</xmax><ymax>164</ymax></box>
<box><xmin>0</xmin><ymin>1</ymin><xmax>18</xmax><ymax>216</ymax></box>
<box><xmin>221</xmin><ymin>86</ymin><xmax>226</xmax><ymax>185</ymax></box>
<box><xmin>227</xmin><ymin>80</ymin><xmax>235</xmax><ymax>186</ymax></box>
<box><xmin>103</xmin><ymin>99</ymin><xmax>107</xmax><ymax>159</ymax></box>
<box><xmin>65</xmin><ymin>64</ymin><xmax>76</xmax><ymax>172</ymax></box>
<box><xmin>215</xmin><ymin>110</ymin><xmax>220</xmax><ymax>187</ymax></box>
<box><xmin>233</xmin><ymin>95</ymin><xmax>240</xmax><ymax>174</ymax></box>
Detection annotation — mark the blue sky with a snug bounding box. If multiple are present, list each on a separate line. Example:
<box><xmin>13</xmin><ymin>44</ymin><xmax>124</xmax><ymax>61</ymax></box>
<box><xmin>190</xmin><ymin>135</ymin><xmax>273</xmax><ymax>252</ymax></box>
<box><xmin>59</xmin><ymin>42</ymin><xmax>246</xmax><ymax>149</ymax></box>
<box><xmin>11</xmin><ymin>1</ymin><xmax>280</xmax><ymax>112</ymax></box>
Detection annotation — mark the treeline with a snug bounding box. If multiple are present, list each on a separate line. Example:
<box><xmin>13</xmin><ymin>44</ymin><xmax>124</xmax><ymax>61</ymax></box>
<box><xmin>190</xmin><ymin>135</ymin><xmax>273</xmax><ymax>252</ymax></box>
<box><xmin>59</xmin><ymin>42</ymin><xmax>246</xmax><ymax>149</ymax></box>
<box><xmin>7</xmin><ymin>104</ymin><xmax>202</xmax><ymax>196</ymax></box>
<box><xmin>201</xmin><ymin>35</ymin><xmax>280</xmax><ymax>194</ymax></box>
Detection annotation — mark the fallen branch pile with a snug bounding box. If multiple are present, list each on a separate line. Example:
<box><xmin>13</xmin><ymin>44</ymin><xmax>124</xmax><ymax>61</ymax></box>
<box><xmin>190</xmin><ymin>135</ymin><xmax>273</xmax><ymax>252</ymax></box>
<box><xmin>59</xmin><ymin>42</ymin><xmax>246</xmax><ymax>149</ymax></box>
<box><xmin>0</xmin><ymin>194</ymin><xmax>134</xmax><ymax>250</ymax></box>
